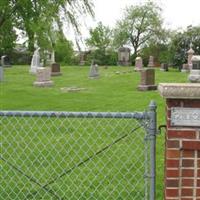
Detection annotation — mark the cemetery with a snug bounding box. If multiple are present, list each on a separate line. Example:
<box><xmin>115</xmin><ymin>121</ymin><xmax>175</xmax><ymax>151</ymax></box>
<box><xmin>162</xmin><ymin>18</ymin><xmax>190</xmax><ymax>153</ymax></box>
<box><xmin>1</xmin><ymin>1</ymin><xmax>200</xmax><ymax>200</ymax></box>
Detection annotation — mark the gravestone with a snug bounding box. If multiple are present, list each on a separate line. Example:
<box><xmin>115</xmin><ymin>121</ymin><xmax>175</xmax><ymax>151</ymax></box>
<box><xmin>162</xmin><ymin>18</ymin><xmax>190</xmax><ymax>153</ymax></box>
<box><xmin>89</xmin><ymin>61</ymin><xmax>99</xmax><ymax>79</ymax></box>
<box><xmin>135</xmin><ymin>57</ymin><xmax>143</xmax><ymax>71</ymax></box>
<box><xmin>79</xmin><ymin>52</ymin><xmax>86</xmax><ymax>66</ymax></box>
<box><xmin>181</xmin><ymin>63</ymin><xmax>189</xmax><ymax>72</ymax></box>
<box><xmin>118</xmin><ymin>47</ymin><xmax>131</xmax><ymax>66</ymax></box>
<box><xmin>160</xmin><ymin>63</ymin><xmax>168</xmax><ymax>71</ymax></box>
<box><xmin>33</xmin><ymin>67</ymin><xmax>53</xmax><ymax>87</ymax></box>
<box><xmin>1</xmin><ymin>55</ymin><xmax>11</xmax><ymax>67</ymax></box>
<box><xmin>51</xmin><ymin>63</ymin><xmax>62</xmax><ymax>76</ymax></box>
<box><xmin>188</xmin><ymin>55</ymin><xmax>200</xmax><ymax>83</ymax></box>
<box><xmin>187</xmin><ymin>43</ymin><xmax>195</xmax><ymax>70</ymax></box>
<box><xmin>137</xmin><ymin>68</ymin><xmax>157</xmax><ymax>91</ymax></box>
<box><xmin>148</xmin><ymin>56</ymin><xmax>154</xmax><ymax>67</ymax></box>
<box><xmin>0</xmin><ymin>66</ymin><xmax>3</xmax><ymax>81</ymax></box>
<box><xmin>182</xmin><ymin>44</ymin><xmax>194</xmax><ymax>72</ymax></box>
<box><xmin>30</xmin><ymin>48</ymin><xmax>41</xmax><ymax>74</ymax></box>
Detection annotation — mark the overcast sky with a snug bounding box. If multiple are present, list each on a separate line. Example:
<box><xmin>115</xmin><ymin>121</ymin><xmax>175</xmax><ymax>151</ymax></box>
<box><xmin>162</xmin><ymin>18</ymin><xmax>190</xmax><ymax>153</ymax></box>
<box><xmin>66</xmin><ymin>0</ymin><xmax>200</xmax><ymax>49</ymax></box>
<box><xmin>91</xmin><ymin>0</ymin><xmax>200</xmax><ymax>29</ymax></box>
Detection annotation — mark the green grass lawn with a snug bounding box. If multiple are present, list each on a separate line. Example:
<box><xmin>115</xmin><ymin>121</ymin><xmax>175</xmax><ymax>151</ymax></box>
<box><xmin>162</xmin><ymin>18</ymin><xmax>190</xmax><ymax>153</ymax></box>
<box><xmin>0</xmin><ymin>65</ymin><xmax>188</xmax><ymax>199</ymax></box>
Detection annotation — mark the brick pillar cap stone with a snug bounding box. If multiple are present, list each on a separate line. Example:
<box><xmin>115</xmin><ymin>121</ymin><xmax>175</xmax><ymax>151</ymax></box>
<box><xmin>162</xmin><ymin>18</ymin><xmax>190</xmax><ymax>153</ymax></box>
<box><xmin>158</xmin><ymin>83</ymin><xmax>200</xmax><ymax>99</ymax></box>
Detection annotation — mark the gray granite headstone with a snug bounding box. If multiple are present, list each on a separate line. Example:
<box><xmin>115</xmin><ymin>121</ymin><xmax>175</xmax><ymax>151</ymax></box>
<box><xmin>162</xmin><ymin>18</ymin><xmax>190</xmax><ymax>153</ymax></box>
<box><xmin>188</xmin><ymin>55</ymin><xmax>200</xmax><ymax>83</ymax></box>
<box><xmin>89</xmin><ymin>62</ymin><xmax>99</xmax><ymax>78</ymax></box>
<box><xmin>0</xmin><ymin>66</ymin><xmax>3</xmax><ymax>81</ymax></box>
<box><xmin>1</xmin><ymin>55</ymin><xmax>11</xmax><ymax>67</ymax></box>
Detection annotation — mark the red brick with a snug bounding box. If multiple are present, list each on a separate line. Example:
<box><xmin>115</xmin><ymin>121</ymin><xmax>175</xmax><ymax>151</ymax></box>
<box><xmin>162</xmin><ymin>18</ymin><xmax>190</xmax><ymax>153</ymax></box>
<box><xmin>166</xmin><ymin>169</ymin><xmax>179</xmax><ymax>177</ymax></box>
<box><xmin>166</xmin><ymin>159</ymin><xmax>180</xmax><ymax>168</ymax></box>
<box><xmin>196</xmin><ymin>189</ymin><xmax>200</xmax><ymax>196</ymax></box>
<box><xmin>167</xmin><ymin>150</ymin><xmax>180</xmax><ymax>158</ymax></box>
<box><xmin>168</xmin><ymin>130</ymin><xmax>196</xmax><ymax>139</ymax></box>
<box><xmin>181</xmin><ymin>169</ymin><xmax>194</xmax><ymax>177</ymax></box>
<box><xmin>182</xmin><ymin>141</ymin><xmax>200</xmax><ymax>150</ymax></box>
<box><xmin>198</xmin><ymin>160</ymin><xmax>200</xmax><ymax>168</ymax></box>
<box><xmin>182</xmin><ymin>150</ymin><xmax>195</xmax><ymax>158</ymax></box>
<box><xmin>197</xmin><ymin>179</ymin><xmax>200</xmax><ymax>187</ymax></box>
<box><xmin>181</xmin><ymin>198</ymin><xmax>194</xmax><ymax>200</ymax></box>
<box><xmin>181</xmin><ymin>188</ymin><xmax>193</xmax><ymax>196</ymax></box>
<box><xmin>166</xmin><ymin>188</ymin><xmax>179</xmax><ymax>197</ymax></box>
<box><xmin>198</xmin><ymin>169</ymin><xmax>200</xmax><ymax>177</ymax></box>
<box><xmin>167</xmin><ymin>140</ymin><xmax>180</xmax><ymax>148</ymax></box>
<box><xmin>182</xmin><ymin>178</ymin><xmax>194</xmax><ymax>187</ymax></box>
<box><xmin>166</xmin><ymin>179</ymin><xmax>179</xmax><ymax>187</ymax></box>
<box><xmin>198</xmin><ymin>151</ymin><xmax>200</xmax><ymax>158</ymax></box>
<box><xmin>182</xmin><ymin>159</ymin><xmax>194</xmax><ymax>167</ymax></box>
<box><xmin>167</xmin><ymin>99</ymin><xmax>200</xmax><ymax>108</ymax></box>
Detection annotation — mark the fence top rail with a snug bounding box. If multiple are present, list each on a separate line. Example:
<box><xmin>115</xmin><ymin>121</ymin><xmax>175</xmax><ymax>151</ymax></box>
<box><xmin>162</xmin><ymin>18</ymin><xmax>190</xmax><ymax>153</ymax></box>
<box><xmin>0</xmin><ymin>110</ymin><xmax>149</xmax><ymax>119</ymax></box>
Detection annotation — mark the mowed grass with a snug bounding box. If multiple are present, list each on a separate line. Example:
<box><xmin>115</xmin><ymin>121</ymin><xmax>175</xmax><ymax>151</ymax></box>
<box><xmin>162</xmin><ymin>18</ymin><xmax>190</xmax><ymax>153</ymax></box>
<box><xmin>0</xmin><ymin>65</ymin><xmax>188</xmax><ymax>199</ymax></box>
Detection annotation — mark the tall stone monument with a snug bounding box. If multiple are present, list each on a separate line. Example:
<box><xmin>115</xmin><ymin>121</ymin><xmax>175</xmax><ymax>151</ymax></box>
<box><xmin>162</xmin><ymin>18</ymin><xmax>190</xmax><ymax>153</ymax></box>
<box><xmin>135</xmin><ymin>57</ymin><xmax>143</xmax><ymax>71</ymax></box>
<box><xmin>188</xmin><ymin>55</ymin><xmax>200</xmax><ymax>83</ymax></box>
<box><xmin>0</xmin><ymin>66</ymin><xmax>3</xmax><ymax>81</ymax></box>
<box><xmin>89</xmin><ymin>61</ymin><xmax>99</xmax><ymax>79</ymax></box>
<box><xmin>118</xmin><ymin>47</ymin><xmax>131</xmax><ymax>66</ymax></box>
<box><xmin>148</xmin><ymin>56</ymin><xmax>154</xmax><ymax>67</ymax></box>
<box><xmin>182</xmin><ymin>43</ymin><xmax>195</xmax><ymax>72</ymax></box>
<box><xmin>30</xmin><ymin>48</ymin><xmax>41</xmax><ymax>74</ymax></box>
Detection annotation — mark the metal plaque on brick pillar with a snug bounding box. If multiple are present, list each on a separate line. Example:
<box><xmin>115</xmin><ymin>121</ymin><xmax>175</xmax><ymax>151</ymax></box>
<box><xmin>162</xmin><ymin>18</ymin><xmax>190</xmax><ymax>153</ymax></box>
<box><xmin>171</xmin><ymin>107</ymin><xmax>200</xmax><ymax>127</ymax></box>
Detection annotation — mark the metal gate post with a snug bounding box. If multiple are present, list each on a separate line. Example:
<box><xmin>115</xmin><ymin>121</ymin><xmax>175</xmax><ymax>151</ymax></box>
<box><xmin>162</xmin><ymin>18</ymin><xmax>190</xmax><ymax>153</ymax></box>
<box><xmin>148</xmin><ymin>101</ymin><xmax>157</xmax><ymax>200</ymax></box>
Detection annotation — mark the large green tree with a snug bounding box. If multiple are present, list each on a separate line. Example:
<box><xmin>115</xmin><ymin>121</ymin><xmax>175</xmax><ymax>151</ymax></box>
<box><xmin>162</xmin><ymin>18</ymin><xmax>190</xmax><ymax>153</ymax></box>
<box><xmin>113</xmin><ymin>1</ymin><xmax>163</xmax><ymax>60</ymax></box>
<box><xmin>86</xmin><ymin>22</ymin><xmax>117</xmax><ymax>65</ymax></box>
<box><xmin>169</xmin><ymin>26</ymin><xmax>200</xmax><ymax>67</ymax></box>
<box><xmin>0</xmin><ymin>0</ymin><xmax>94</xmax><ymax>52</ymax></box>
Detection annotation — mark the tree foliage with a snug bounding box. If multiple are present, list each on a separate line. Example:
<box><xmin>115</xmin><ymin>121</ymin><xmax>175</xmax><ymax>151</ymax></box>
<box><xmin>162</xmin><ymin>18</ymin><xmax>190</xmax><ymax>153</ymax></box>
<box><xmin>0</xmin><ymin>0</ymin><xmax>94</xmax><ymax>52</ymax></box>
<box><xmin>54</xmin><ymin>33</ymin><xmax>74</xmax><ymax>64</ymax></box>
<box><xmin>113</xmin><ymin>1</ymin><xmax>163</xmax><ymax>60</ymax></box>
<box><xmin>169</xmin><ymin>26</ymin><xmax>200</xmax><ymax>67</ymax></box>
<box><xmin>86</xmin><ymin>22</ymin><xmax>116</xmax><ymax>65</ymax></box>
<box><xmin>86</xmin><ymin>22</ymin><xmax>112</xmax><ymax>50</ymax></box>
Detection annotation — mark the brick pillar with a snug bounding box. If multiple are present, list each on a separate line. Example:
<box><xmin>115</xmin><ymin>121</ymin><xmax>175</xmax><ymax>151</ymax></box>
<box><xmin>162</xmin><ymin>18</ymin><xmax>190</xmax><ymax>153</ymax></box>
<box><xmin>158</xmin><ymin>83</ymin><xmax>200</xmax><ymax>200</ymax></box>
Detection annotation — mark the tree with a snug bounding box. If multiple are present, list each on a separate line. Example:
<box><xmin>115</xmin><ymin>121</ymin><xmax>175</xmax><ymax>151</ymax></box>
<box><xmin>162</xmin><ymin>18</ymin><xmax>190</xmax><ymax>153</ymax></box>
<box><xmin>86</xmin><ymin>22</ymin><xmax>115</xmax><ymax>65</ymax></box>
<box><xmin>113</xmin><ymin>1</ymin><xmax>163</xmax><ymax>60</ymax></box>
<box><xmin>0</xmin><ymin>0</ymin><xmax>94</xmax><ymax>52</ymax></box>
<box><xmin>169</xmin><ymin>26</ymin><xmax>200</xmax><ymax>67</ymax></box>
<box><xmin>86</xmin><ymin>22</ymin><xmax>112</xmax><ymax>50</ymax></box>
<box><xmin>54</xmin><ymin>34</ymin><xmax>74</xmax><ymax>64</ymax></box>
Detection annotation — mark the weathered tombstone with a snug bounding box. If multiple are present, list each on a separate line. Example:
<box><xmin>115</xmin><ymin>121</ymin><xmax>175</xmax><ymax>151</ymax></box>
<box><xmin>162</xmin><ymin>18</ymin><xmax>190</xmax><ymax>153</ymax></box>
<box><xmin>160</xmin><ymin>63</ymin><xmax>169</xmax><ymax>71</ymax></box>
<box><xmin>118</xmin><ymin>47</ymin><xmax>131</xmax><ymax>66</ymax></box>
<box><xmin>1</xmin><ymin>55</ymin><xmax>11</xmax><ymax>67</ymax></box>
<box><xmin>51</xmin><ymin>63</ymin><xmax>62</xmax><ymax>76</ymax></box>
<box><xmin>135</xmin><ymin>57</ymin><xmax>143</xmax><ymax>71</ymax></box>
<box><xmin>137</xmin><ymin>68</ymin><xmax>157</xmax><ymax>91</ymax></box>
<box><xmin>30</xmin><ymin>48</ymin><xmax>41</xmax><ymax>74</ymax></box>
<box><xmin>89</xmin><ymin>61</ymin><xmax>99</xmax><ymax>79</ymax></box>
<box><xmin>188</xmin><ymin>55</ymin><xmax>200</xmax><ymax>83</ymax></box>
<box><xmin>0</xmin><ymin>66</ymin><xmax>3</xmax><ymax>81</ymax></box>
<box><xmin>79</xmin><ymin>52</ymin><xmax>86</xmax><ymax>66</ymax></box>
<box><xmin>181</xmin><ymin>63</ymin><xmax>189</xmax><ymax>72</ymax></box>
<box><xmin>148</xmin><ymin>56</ymin><xmax>154</xmax><ymax>67</ymax></box>
<box><xmin>188</xmin><ymin>43</ymin><xmax>195</xmax><ymax>69</ymax></box>
<box><xmin>33</xmin><ymin>67</ymin><xmax>53</xmax><ymax>87</ymax></box>
<box><xmin>182</xmin><ymin>43</ymin><xmax>194</xmax><ymax>72</ymax></box>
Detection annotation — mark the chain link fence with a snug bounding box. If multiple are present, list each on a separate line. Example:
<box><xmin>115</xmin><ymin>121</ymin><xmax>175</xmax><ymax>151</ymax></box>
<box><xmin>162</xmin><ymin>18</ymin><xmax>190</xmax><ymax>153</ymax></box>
<box><xmin>0</xmin><ymin>102</ymin><xmax>157</xmax><ymax>200</ymax></box>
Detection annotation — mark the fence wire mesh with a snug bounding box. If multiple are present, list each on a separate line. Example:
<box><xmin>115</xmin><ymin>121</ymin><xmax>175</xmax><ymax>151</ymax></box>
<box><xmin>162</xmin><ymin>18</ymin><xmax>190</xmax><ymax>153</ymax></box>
<box><xmin>0</xmin><ymin>111</ymin><xmax>154</xmax><ymax>200</ymax></box>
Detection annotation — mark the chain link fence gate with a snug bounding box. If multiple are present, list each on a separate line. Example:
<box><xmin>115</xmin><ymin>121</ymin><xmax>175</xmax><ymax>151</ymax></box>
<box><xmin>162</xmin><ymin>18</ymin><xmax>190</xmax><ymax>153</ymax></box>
<box><xmin>0</xmin><ymin>101</ymin><xmax>157</xmax><ymax>200</ymax></box>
